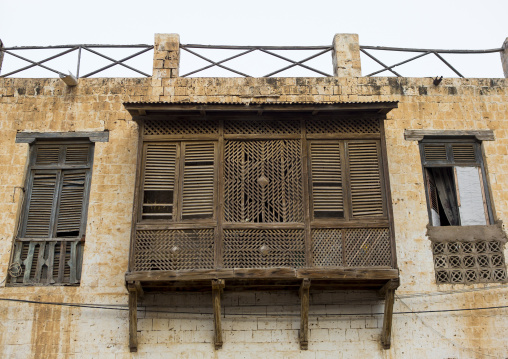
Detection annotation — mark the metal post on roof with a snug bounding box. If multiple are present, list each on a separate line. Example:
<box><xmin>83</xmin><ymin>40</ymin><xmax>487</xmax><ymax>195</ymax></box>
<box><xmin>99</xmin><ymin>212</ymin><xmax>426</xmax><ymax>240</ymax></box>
<box><xmin>0</xmin><ymin>39</ymin><xmax>4</xmax><ymax>75</ymax></box>
<box><xmin>502</xmin><ymin>37</ymin><xmax>508</xmax><ymax>78</ymax></box>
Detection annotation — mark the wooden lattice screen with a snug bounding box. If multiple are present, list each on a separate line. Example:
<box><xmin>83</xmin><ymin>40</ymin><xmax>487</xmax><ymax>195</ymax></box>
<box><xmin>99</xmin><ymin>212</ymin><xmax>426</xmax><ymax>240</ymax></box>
<box><xmin>133</xmin><ymin>116</ymin><xmax>394</xmax><ymax>272</ymax></box>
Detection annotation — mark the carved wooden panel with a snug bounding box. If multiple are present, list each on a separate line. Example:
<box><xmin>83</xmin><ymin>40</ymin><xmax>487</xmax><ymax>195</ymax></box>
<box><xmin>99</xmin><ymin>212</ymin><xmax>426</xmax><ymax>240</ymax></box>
<box><xmin>311</xmin><ymin>229</ymin><xmax>343</xmax><ymax>267</ymax></box>
<box><xmin>223</xmin><ymin>229</ymin><xmax>305</xmax><ymax>268</ymax></box>
<box><xmin>344</xmin><ymin>228</ymin><xmax>391</xmax><ymax>267</ymax></box>
<box><xmin>224</xmin><ymin>140</ymin><xmax>303</xmax><ymax>223</ymax></box>
<box><xmin>306</xmin><ymin>117</ymin><xmax>380</xmax><ymax>134</ymax></box>
<box><xmin>134</xmin><ymin>229</ymin><xmax>214</xmax><ymax>271</ymax></box>
<box><xmin>224</xmin><ymin>119</ymin><xmax>300</xmax><ymax>135</ymax></box>
<box><xmin>144</xmin><ymin>119</ymin><xmax>218</xmax><ymax>136</ymax></box>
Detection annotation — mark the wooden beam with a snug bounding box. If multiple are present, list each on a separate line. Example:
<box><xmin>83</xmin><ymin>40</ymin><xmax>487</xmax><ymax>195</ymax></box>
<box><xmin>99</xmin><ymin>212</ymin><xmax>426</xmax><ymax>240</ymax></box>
<box><xmin>212</xmin><ymin>279</ymin><xmax>225</xmax><ymax>350</ymax></box>
<box><xmin>379</xmin><ymin>278</ymin><xmax>400</xmax><ymax>349</ymax></box>
<box><xmin>404</xmin><ymin>129</ymin><xmax>495</xmax><ymax>141</ymax></box>
<box><xmin>299</xmin><ymin>279</ymin><xmax>311</xmax><ymax>350</ymax></box>
<box><xmin>125</xmin><ymin>268</ymin><xmax>399</xmax><ymax>282</ymax></box>
<box><xmin>15</xmin><ymin>131</ymin><xmax>109</xmax><ymax>143</ymax></box>
<box><xmin>128</xmin><ymin>283</ymin><xmax>138</xmax><ymax>352</ymax></box>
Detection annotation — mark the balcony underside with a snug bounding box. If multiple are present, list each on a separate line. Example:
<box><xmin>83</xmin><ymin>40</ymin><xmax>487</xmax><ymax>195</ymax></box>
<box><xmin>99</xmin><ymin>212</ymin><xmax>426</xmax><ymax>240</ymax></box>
<box><xmin>125</xmin><ymin>267</ymin><xmax>399</xmax><ymax>291</ymax></box>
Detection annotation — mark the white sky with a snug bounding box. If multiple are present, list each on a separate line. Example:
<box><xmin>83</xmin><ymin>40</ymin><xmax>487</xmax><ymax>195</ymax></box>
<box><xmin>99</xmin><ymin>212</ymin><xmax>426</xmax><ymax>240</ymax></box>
<box><xmin>1</xmin><ymin>0</ymin><xmax>507</xmax><ymax>78</ymax></box>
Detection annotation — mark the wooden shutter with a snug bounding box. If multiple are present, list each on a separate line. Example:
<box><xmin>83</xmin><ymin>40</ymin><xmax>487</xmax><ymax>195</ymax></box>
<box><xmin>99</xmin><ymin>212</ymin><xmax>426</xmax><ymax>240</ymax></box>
<box><xmin>310</xmin><ymin>142</ymin><xmax>344</xmax><ymax>218</ymax></box>
<box><xmin>65</xmin><ymin>145</ymin><xmax>90</xmax><ymax>163</ymax></box>
<box><xmin>181</xmin><ymin>142</ymin><xmax>215</xmax><ymax>220</ymax></box>
<box><xmin>452</xmin><ymin>144</ymin><xmax>476</xmax><ymax>162</ymax></box>
<box><xmin>142</xmin><ymin>143</ymin><xmax>177</xmax><ymax>220</ymax></box>
<box><xmin>347</xmin><ymin>141</ymin><xmax>384</xmax><ymax>217</ymax></box>
<box><xmin>56</xmin><ymin>170</ymin><xmax>86</xmax><ymax>237</ymax></box>
<box><xmin>35</xmin><ymin>146</ymin><xmax>60</xmax><ymax>165</ymax></box>
<box><xmin>424</xmin><ymin>144</ymin><xmax>447</xmax><ymax>162</ymax></box>
<box><xmin>24</xmin><ymin>171</ymin><xmax>58</xmax><ymax>237</ymax></box>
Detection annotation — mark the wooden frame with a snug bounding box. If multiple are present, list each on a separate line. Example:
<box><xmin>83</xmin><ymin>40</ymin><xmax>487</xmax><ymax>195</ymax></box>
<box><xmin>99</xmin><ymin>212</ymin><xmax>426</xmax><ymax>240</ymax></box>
<box><xmin>127</xmin><ymin>106</ymin><xmax>400</xmax><ymax>350</ymax></box>
<box><xmin>9</xmin><ymin>141</ymin><xmax>95</xmax><ymax>286</ymax></box>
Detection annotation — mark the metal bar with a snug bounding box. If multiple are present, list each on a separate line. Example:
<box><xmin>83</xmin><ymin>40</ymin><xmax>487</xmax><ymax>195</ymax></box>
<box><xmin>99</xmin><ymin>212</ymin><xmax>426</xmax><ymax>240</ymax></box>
<box><xmin>0</xmin><ymin>47</ymin><xmax>78</xmax><ymax>77</ymax></box>
<box><xmin>76</xmin><ymin>46</ymin><xmax>82</xmax><ymax>78</ymax></box>
<box><xmin>433</xmin><ymin>52</ymin><xmax>464</xmax><ymax>78</ymax></box>
<box><xmin>3</xmin><ymin>44</ymin><xmax>153</xmax><ymax>50</ymax></box>
<box><xmin>263</xmin><ymin>48</ymin><xmax>332</xmax><ymax>77</ymax></box>
<box><xmin>181</xmin><ymin>44</ymin><xmax>332</xmax><ymax>50</ymax></box>
<box><xmin>258</xmin><ymin>48</ymin><xmax>332</xmax><ymax>77</ymax></box>
<box><xmin>366</xmin><ymin>52</ymin><xmax>431</xmax><ymax>77</ymax></box>
<box><xmin>180</xmin><ymin>47</ymin><xmax>252</xmax><ymax>77</ymax></box>
<box><xmin>80</xmin><ymin>47</ymin><xmax>152</xmax><ymax>78</ymax></box>
<box><xmin>360</xmin><ymin>45</ymin><xmax>503</xmax><ymax>54</ymax></box>
<box><xmin>360</xmin><ymin>49</ymin><xmax>401</xmax><ymax>77</ymax></box>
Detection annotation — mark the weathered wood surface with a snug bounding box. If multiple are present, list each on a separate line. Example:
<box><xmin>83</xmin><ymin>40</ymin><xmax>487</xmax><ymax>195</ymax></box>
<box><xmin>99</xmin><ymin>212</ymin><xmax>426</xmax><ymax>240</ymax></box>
<box><xmin>299</xmin><ymin>279</ymin><xmax>311</xmax><ymax>350</ymax></box>
<box><xmin>380</xmin><ymin>278</ymin><xmax>400</xmax><ymax>349</ymax></box>
<box><xmin>128</xmin><ymin>284</ymin><xmax>138</xmax><ymax>352</ymax></box>
<box><xmin>212</xmin><ymin>279</ymin><xmax>225</xmax><ymax>350</ymax></box>
<box><xmin>125</xmin><ymin>268</ymin><xmax>399</xmax><ymax>282</ymax></box>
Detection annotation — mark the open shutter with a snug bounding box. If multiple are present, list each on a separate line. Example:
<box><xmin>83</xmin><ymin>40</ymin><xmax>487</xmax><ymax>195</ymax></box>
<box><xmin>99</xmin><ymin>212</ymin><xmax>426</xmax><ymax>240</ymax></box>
<box><xmin>348</xmin><ymin>141</ymin><xmax>384</xmax><ymax>217</ymax></box>
<box><xmin>310</xmin><ymin>142</ymin><xmax>344</xmax><ymax>218</ymax></box>
<box><xmin>182</xmin><ymin>142</ymin><xmax>215</xmax><ymax>220</ymax></box>
<box><xmin>142</xmin><ymin>143</ymin><xmax>177</xmax><ymax>220</ymax></box>
<box><xmin>24</xmin><ymin>171</ymin><xmax>58</xmax><ymax>237</ymax></box>
<box><xmin>56</xmin><ymin>170</ymin><xmax>87</xmax><ymax>237</ymax></box>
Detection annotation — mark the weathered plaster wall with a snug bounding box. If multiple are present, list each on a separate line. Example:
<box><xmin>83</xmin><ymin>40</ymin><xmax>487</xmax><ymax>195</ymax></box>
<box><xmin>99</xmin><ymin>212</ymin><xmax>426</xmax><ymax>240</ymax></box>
<box><xmin>0</xmin><ymin>75</ymin><xmax>508</xmax><ymax>358</ymax></box>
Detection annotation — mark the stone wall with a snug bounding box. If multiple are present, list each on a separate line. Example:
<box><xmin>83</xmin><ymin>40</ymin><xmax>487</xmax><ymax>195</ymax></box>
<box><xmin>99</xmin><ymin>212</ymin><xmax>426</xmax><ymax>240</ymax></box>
<box><xmin>0</xmin><ymin>37</ymin><xmax>508</xmax><ymax>357</ymax></box>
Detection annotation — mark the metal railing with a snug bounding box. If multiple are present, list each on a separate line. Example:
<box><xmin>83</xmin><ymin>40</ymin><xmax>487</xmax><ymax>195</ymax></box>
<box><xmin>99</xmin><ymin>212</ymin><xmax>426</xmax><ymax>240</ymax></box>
<box><xmin>0</xmin><ymin>44</ymin><xmax>153</xmax><ymax>78</ymax></box>
<box><xmin>0</xmin><ymin>42</ymin><xmax>504</xmax><ymax>79</ymax></box>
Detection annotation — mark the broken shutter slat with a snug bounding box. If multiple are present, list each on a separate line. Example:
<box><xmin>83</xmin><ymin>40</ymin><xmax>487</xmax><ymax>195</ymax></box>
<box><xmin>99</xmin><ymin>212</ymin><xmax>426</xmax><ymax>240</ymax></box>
<box><xmin>56</xmin><ymin>170</ymin><xmax>87</xmax><ymax>237</ymax></box>
<box><xmin>182</xmin><ymin>142</ymin><xmax>215</xmax><ymax>219</ymax></box>
<box><xmin>310</xmin><ymin>142</ymin><xmax>344</xmax><ymax>218</ymax></box>
<box><xmin>348</xmin><ymin>141</ymin><xmax>384</xmax><ymax>217</ymax></box>
<box><xmin>24</xmin><ymin>171</ymin><xmax>58</xmax><ymax>237</ymax></box>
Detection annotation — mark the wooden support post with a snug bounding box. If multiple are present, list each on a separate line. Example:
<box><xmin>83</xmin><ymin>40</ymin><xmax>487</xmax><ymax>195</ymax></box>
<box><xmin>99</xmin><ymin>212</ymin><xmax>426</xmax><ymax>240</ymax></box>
<box><xmin>299</xmin><ymin>278</ymin><xmax>311</xmax><ymax>350</ymax></box>
<box><xmin>379</xmin><ymin>278</ymin><xmax>400</xmax><ymax>350</ymax></box>
<box><xmin>128</xmin><ymin>283</ymin><xmax>138</xmax><ymax>353</ymax></box>
<box><xmin>212</xmin><ymin>279</ymin><xmax>225</xmax><ymax>350</ymax></box>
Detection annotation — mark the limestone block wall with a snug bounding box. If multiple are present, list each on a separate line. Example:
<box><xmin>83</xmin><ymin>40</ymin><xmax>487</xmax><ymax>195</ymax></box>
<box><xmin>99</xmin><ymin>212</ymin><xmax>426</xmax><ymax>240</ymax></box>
<box><xmin>0</xmin><ymin>74</ymin><xmax>507</xmax><ymax>358</ymax></box>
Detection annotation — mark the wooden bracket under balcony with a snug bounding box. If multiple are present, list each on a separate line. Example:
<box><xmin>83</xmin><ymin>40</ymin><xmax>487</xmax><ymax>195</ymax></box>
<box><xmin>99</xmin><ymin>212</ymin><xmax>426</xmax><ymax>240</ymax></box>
<box><xmin>299</xmin><ymin>278</ymin><xmax>311</xmax><ymax>350</ymax></box>
<box><xmin>127</xmin><ymin>281</ymin><xmax>143</xmax><ymax>353</ymax></box>
<box><xmin>212</xmin><ymin>279</ymin><xmax>225</xmax><ymax>350</ymax></box>
<box><xmin>378</xmin><ymin>278</ymin><xmax>400</xmax><ymax>350</ymax></box>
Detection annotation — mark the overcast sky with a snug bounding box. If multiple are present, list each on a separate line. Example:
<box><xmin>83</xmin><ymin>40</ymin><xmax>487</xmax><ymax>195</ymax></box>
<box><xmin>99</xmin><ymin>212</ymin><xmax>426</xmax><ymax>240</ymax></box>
<box><xmin>1</xmin><ymin>0</ymin><xmax>507</xmax><ymax>78</ymax></box>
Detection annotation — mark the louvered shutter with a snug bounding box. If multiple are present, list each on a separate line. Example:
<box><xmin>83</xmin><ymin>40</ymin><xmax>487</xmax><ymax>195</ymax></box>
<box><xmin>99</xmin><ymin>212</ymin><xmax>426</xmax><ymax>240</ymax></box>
<box><xmin>24</xmin><ymin>171</ymin><xmax>58</xmax><ymax>237</ymax></box>
<box><xmin>452</xmin><ymin>144</ymin><xmax>476</xmax><ymax>162</ymax></box>
<box><xmin>310</xmin><ymin>142</ymin><xmax>344</xmax><ymax>218</ymax></box>
<box><xmin>182</xmin><ymin>142</ymin><xmax>215</xmax><ymax>219</ymax></box>
<box><xmin>348</xmin><ymin>141</ymin><xmax>384</xmax><ymax>217</ymax></box>
<box><xmin>35</xmin><ymin>146</ymin><xmax>60</xmax><ymax>165</ymax></box>
<box><xmin>142</xmin><ymin>143</ymin><xmax>177</xmax><ymax>220</ymax></box>
<box><xmin>56</xmin><ymin>170</ymin><xmax>86</xmax><ymax>237</ymax></box>
<box><xmin>424</xmin><ymin>144</ymin><xmax>447</xmax><ymax>162</ymax></box>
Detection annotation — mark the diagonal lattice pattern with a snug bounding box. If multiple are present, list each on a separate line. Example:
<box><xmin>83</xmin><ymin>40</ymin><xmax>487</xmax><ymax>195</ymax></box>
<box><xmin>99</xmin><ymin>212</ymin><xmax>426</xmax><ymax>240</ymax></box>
<box><xmin>144</xmin><ymin>119</ymin><xmax>219</xmax><ymax>136</ymax></box>
<box><xmin>134</xmin><ymin>229</ymin><xmax>214</xmax><ymax>271</ymax></box>
<box><xmin>432</xmin><ymin>241</ymin><xmax>507</xmax><ymax>284</ymax></box>
<box><xmin>312</xmin><ymin>229</ymin><xmax>343</xmax><ymax>267</ymax></box>
<box><xmin>344</xmin><ymin>228</ymin><xmax>391</xmax><ymax>267</ymax></box>
<box><xmin>305</xmin><ymin>117</ymin><xmax>380</xmax><ymax>134</ymax></box>
<box><xmin>223</xmin><ymin>229</ymin><xmax>305</xmax><ymax>268</ymax></box>
<box><xmin>224</xmin><ymin>140</ymin><xmax>303</xmax><ymax>223</ymax></box>
<box><xmin>224</xmin><ymin>119</ymin><xmax>300</xmax><ymax>135</ymax></box>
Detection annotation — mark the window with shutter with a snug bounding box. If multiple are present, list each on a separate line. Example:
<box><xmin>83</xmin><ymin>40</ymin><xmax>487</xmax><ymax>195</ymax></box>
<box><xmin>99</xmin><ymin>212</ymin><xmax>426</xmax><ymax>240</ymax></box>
<box><xmin>9</xmin><ymin>142</ymin><xmax>93</xmax><ymax>286</ymax></box>
<box><xmin>420</xmin><ymin>140</ymin><xmax>492</xmax><ymax>226</ymax></box>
